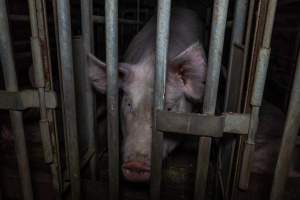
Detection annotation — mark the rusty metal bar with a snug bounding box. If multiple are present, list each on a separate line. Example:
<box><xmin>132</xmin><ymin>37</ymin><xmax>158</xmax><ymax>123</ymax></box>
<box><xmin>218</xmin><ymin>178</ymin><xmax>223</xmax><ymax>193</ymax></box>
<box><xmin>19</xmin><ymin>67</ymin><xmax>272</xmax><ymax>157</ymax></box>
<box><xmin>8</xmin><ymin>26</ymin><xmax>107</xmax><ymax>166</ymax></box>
<box><xmin>80</xmin><ymin>0</ymin><xmax>97</xmax><ymax>180</ymax></box>
<box><xmin>35</xmin><ymin>0</ymin><xmax>63</xmax><ymax>194</ymax></box>
<box><xmin>57</xmin><ymin>0</ymin><xmax>81</xmax><ymax>199</ymax></box>
<box><xmin>239</xmin><ymin>0</ymin><xmax>279</xmax><ymax>190</ymax></box>
<box><xmin>270</xmin><ymin>49</ymin><xmax>300</xmax><ymax>200</ymax></box>
<box><xmin>194</xmin><ymin>0</ymin><xmax>230</xmax><ymax>199</ymax></box>
<box><xmin>150</xmin><ymin>1</ymin><xmax>172</xmax><ymax>200</ymax></box>
<box><xmin>105</xmin><ymin>0</ymin><xmax>120</xmax><ymax>199</ymax></box>
<box><xmin>0</xmin><ymin>0</ymin><xmax>34</xmax><ymax>199</ymax></box>
<box><xmin>28</xmin><ymin>0</ymin><xmax>53</xmax><ymax>165</ymax></box>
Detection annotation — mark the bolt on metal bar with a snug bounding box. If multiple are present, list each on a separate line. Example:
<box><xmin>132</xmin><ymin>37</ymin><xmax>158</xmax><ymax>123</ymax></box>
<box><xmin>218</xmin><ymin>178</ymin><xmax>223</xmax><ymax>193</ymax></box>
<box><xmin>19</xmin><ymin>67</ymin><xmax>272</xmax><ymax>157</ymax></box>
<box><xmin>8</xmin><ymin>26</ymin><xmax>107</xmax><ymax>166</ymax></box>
<box><xmin>270</xmin><ymin>49</ymin><xmax>300</xmax><ymax>200</ymax></box>
<box><xmin>150</xmin><ymin>1</ymin><xmax>172</xmax><ymax>200</ymax></box>
<box><xmin>80</xmin><ymin>0</ymin><xmax>97</xmax><ymax>180</ymax></box>
<box><xmin>56</xmin><ymin>0</ymin><xmax>81</xmax><ymax>199</ymax></box>
<box><xmin>194</xmin><ymin>0</ymin><xmax>230</xmax><ymax>199</ymax></box>
<box><xmin>0</xmin><ymin>1</ymin><xmax>34</xmax><ymax>200</ymax></box>
<box><xmin>239</xmin><ymin>0</ymin><xmax>279</xmax><ymax>190</ymax></box>
<box><xmin>105</xmin><ymin>0</ymin><xmax>120</xmax><ymax>199</ymax></box>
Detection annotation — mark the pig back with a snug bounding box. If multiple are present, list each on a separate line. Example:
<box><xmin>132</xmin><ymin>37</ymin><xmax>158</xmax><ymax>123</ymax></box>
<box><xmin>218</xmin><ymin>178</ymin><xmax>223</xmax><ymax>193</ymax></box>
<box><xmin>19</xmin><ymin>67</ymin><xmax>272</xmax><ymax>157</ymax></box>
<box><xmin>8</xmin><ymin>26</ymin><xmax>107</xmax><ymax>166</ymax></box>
<box><xmin>124</xmin><ymin>8</ymin><xmax>203</xmax><ymax>64</ymax></box>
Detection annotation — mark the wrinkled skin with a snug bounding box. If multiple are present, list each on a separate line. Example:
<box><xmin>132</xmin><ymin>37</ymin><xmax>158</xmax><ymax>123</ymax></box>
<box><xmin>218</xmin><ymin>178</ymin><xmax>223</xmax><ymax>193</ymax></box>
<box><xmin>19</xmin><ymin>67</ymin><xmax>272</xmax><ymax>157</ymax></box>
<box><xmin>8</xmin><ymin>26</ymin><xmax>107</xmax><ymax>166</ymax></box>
<box><xmin>88</xmin><ymin>8</ymin><xmax>207</xmax><ymax>182</ymax></box>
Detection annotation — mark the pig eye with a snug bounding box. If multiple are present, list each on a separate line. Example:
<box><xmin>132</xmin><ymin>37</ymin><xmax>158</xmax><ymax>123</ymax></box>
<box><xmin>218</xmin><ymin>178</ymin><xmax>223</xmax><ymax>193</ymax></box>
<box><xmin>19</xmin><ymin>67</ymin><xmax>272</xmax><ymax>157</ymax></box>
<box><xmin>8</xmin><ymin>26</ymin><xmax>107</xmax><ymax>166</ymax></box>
<box><xmin>166</xmin><ymin>105</ymin><xmax>174</xmax><ymax>111</ymax></box>
<box><xmin>124</xmin><ymin>97</ymin><xmax>133</xmax><ymax>112</ymax></box>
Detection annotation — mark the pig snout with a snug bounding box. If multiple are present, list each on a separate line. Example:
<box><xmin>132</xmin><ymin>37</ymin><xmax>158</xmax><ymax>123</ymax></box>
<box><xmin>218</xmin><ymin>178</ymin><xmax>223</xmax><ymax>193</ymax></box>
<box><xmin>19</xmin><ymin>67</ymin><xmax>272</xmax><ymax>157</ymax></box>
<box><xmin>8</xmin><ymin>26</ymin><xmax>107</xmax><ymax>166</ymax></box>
<box><xmin>122</xmin><ymin>161</ymin><xmax>151</xmax><ymax>182</ymax></box>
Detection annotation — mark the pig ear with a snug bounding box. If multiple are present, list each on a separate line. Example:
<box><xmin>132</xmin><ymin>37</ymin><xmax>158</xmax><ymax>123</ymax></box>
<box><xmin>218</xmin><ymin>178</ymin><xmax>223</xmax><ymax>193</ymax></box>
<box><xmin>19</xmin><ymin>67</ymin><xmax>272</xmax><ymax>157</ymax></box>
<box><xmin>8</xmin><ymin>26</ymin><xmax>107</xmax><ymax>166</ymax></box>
<box><xmin>169</xmin><ymin>42</ymin><xmax>207</xmax><ymax>102</ymax></box>
<box><xmin>88</xmin><ymin>53</ymin><xmax>107</xmax><ymax>93</ymax></box>
<box><xmin>88</xmin><ymin>53</ymin><xmax>133</xmax><ymax>93</ymax></box>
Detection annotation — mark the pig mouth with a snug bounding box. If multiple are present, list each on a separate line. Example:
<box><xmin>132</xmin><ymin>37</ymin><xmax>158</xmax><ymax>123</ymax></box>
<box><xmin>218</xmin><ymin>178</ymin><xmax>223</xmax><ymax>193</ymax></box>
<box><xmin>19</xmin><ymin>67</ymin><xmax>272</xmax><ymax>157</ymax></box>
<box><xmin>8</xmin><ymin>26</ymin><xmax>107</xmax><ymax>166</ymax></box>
<box><xmin>122</xmin><ymin>161</ymin><xmax>151</xmax><ymax>182</ymax></box>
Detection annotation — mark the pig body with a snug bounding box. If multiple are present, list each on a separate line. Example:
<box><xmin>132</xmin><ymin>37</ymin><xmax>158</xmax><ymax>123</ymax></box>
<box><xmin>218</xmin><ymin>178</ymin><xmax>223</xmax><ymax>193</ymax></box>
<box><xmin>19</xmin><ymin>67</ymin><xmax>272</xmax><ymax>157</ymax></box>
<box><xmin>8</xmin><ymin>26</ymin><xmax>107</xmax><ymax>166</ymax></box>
<box><xmin>89</xmin><ymin>8</ymin><xmax>207</xmax><ymax>182</ymax></box>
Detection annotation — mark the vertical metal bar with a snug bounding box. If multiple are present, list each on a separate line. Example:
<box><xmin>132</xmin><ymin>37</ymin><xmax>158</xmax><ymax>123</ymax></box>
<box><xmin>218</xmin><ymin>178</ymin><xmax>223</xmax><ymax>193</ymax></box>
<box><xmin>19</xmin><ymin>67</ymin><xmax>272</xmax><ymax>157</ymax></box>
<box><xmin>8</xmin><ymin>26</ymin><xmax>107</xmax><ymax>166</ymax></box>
<box><xmin>52</xmin><ymin>1</ymin><xmax>69</xmax><ymax>191</ymax></box>
<box><xmin>57</xmin><ymin>0</ymin><xmax>81</xmax><ymax>199</ymax></box>
<box><xmin>224</xmin><ymin>0</ymin><xmax>249</xmax><ymax>111</ymax></box>
<box><xmin>34</xmin><ymin>0</ymin><xmax>63</xmax><ymax>194</ymax></box>
<box><xmin>239</xmin><ymin>48</ymin><xmax>270</xmax><ymax>190</ymax></box>
<box><xmin>150</xmin><ymin>0</ymin><xmax>172</xmax><ymax>200</ymax></box>
<box><xmin>242</xmin><ymin>0</ymin><xmax>268</xmax><ymax>113</ymax></box>
<box><xmin>203</xmin><ymin>0</ymin><xmax>230</xmax><ymax>114</ymax></box>
<box><xmin>27</xmin><ymin>0</ymin><xmax>53</xmax><ymax>164</ymax></box>
<box><xmin>239</xmin><ymin>0</ymin><xmax>256</xmax><ymax>111</ymax></box>
<box><xmin>221</xmin><ymin>0</ymin><xmax>250</xmax><ymax>196</ymax></box>
<box><xmin>194</xmin><ymin>0</ymin><xmax>230</xmax><ymax>199</ymax></box>
<box><xmin>239</xmin><ymin>0</ymin><xmax>278</xmax><ymax>190</ymax></box>
<box><xmin>105</xmin><ymin>0</ymin><xmax>120</xmax><ymax>199</ymax></box>
<box><xmin>0</xmin><ymin>1</ymin><xmax>34</xmax><ymax>200</ymax></box>
<box><xmin>270</xmin><ymin>50</ymin><xmax>300</xmax><ymax>200</ymax></box>
<box><xmin>80</xmin><ymin>0</ymin><xmax>97</xmax><ymax>180</ymax></box>
<box><xmin>136</xmin><ymin>0</ymin><xmax>140</xmax><ymax>32</ymax></box>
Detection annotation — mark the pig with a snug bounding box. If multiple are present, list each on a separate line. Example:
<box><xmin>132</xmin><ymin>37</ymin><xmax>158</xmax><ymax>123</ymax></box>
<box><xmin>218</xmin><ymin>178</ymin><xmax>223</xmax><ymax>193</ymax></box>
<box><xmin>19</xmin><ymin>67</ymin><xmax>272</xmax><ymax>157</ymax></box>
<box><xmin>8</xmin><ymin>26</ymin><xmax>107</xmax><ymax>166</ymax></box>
<box><xmin>88</xmin><ymin>8</ymin><xmax>207</xmax><ymax>182</ymax></box>
<box><xmin>253</xmin><ymin>101</ymin><xmax>300</xmax><ymax>177</ymax></box>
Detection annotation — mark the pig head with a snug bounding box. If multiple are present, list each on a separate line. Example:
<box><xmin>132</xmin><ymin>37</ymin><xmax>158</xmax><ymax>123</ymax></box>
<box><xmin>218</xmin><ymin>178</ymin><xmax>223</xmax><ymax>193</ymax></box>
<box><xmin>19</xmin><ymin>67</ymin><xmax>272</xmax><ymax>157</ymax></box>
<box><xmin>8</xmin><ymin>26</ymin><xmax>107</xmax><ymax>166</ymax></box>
<box><xmin>88</xmin><ymin>8</ymin><xmax>207</xmax><ymax>182</ymax></box>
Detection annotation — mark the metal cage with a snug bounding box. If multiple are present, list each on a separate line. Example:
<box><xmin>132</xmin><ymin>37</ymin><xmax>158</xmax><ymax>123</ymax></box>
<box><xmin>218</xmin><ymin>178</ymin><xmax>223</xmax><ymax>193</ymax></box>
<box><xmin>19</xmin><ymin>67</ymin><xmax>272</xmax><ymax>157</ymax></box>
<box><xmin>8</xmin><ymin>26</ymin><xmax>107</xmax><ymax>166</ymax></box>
<box><xmin>0</xmin><ymin>0</ymin><xmax>299</xmax><ymax>200</ymax></box>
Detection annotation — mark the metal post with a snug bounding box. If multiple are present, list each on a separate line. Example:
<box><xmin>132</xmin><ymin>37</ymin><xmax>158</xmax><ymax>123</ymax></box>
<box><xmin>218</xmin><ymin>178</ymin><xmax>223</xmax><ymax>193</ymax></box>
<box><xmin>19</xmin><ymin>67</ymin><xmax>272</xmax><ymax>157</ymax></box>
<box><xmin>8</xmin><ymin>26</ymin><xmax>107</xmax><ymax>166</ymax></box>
<box><xmin>150</xmin><ymin>0</ymin><xmax>172</xmax><ymax>200</ymax></box>
<box><xmin>57</xmin><ymin>0</ymin><xmax>81</xmax><ymax>199</ymax></box>
<box><xmin>194</xmin><ymin>0</ymin><xmax>230</xmax><ymax>199</ymax></box>
<box><xmin>221</xmin><ymin>0</ymin><xmax>250</xmax><ymax>196</ymax></box>
<box><xmin>239</xmin><ymin>0</ymin><xmax>279</xmax><ymax>190</ymax></box>
<box><xmin>27</xmin><ymin>0</ymin><xmax>53</xmax><ymax>164</ymax></box>
<box><xmin>34</xmin><ymin>0</ymin><xmax>63</xmax><ymax>194</ymax></box>
<box><xmin>270</xmin><ymin>50</ymin><xmax>300</xmax><ymax>200</ymax></box>
<box><xmin>224</xmin><ymin>0</ymin><xmax>249</xmax><ymax>111</ymax></box>
<box><xmin>105</xmin><ymin>0</ymin><xmax>120</xmax><ymax>199</ymax></box>
<box><xmin>136</xmin><ymin>0</ymin><xmax>140</xmax><ymax>32</ymax></box>
<box><xmin>0</xmin><ymin>1</ymin><xmax>34</xmax><ymax>200</ymax></box>
<box><xmin>80</xmin><ymin>0</ymin><xmax>97</xmax><ymax>180</ymax></box>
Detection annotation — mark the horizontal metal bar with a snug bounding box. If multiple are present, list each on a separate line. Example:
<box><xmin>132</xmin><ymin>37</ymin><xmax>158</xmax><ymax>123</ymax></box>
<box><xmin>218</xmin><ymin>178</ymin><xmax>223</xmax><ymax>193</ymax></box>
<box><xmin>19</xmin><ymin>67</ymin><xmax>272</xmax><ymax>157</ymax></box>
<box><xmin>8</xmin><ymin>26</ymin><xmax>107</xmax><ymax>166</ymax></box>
<box><xmin>156</xmin><ymin>111</ymin><xmax>250</xmax><ymax>137</ymax></box>
<box><xmin>93</xmin><ymin>15</ymin><xmax>143</xmax><ymax>25</ymax></box>
<box><xmin>0</xmin><ymin>90</ymin><xmax>57</xmax><ymax>110</ymax></box>
<box><xmin>157</xmin><ymin>111</ymin><xmax>224</xmax><ymax>137</ymax></box>
<box><xmin>224</xmin><ymin>113</ymin><xmax>250</xmax><ymax>134</ymax></box>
